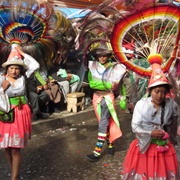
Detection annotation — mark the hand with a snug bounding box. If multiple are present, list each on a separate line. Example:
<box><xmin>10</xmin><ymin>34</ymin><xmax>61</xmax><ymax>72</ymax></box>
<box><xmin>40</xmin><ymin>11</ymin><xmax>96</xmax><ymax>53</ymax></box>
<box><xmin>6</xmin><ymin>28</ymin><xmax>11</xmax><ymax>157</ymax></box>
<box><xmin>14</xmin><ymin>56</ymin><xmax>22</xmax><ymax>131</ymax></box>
<box><xmin>1</xmin><ymin>80</ymin><xmax>11</xmax><ymax>91</ymax></box>
<box><xmin>151</xmin><ymin>129</ymin><xmax>165</xmax><ymax>139</ymax></box>
<box><xmin>15</xmin><ymin>45</ymin><xmax>25</xmax><ymax>56</ymax></box>
<box><xmin>36</xmin><ymin>85</ymin><xmax>43</xmax><ymax>93</ymax></box>
<box><xmin>66</xmin><ymin>74</ymin><xmax>72</xmax><ymax>81</ymax></box>
<box><xmin>43</xmin><ymin>84</ymin><xmax>49</xmax><ymax>90</ymax></box>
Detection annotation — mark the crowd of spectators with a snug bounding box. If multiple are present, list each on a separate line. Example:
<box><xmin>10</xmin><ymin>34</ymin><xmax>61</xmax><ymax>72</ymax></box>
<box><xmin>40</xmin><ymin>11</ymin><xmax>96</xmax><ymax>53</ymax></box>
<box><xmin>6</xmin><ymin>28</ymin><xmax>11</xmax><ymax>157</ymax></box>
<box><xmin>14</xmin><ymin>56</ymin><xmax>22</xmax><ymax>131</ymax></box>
<box><xmin>27</xmin><ymin>58</ymin><xmax>82</xmax><ymax>121</ymax></box>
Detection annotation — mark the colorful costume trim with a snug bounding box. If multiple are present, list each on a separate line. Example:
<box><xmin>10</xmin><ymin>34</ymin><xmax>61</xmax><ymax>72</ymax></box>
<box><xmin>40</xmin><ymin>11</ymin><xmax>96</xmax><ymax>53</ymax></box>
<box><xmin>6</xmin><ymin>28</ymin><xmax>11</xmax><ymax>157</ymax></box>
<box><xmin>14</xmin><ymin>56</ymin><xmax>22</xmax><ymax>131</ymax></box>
<box><xmin>93</xmin><ymin>93</ymin><xmax>122</xmax><ymax>143</ymax></box>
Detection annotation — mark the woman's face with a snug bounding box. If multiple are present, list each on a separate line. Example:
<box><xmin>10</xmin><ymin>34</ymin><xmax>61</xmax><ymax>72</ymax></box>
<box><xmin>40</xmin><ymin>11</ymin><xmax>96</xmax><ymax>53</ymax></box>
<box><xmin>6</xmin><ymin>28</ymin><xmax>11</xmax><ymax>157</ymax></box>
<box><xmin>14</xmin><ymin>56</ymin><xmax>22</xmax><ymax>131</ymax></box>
<box><xmin>7</xmin><ymin>65</ymin><xmax>21</xmax><ymax>78</ymax></box>
<box><xmin>98</xmin><ymin>55</ymin><xmax>109</xmax><ymax>65</ymax></box>
<box><xmin>151</xmin><ymin>85</ymin><xmax>168</xmax><ymax>105</ymax></box>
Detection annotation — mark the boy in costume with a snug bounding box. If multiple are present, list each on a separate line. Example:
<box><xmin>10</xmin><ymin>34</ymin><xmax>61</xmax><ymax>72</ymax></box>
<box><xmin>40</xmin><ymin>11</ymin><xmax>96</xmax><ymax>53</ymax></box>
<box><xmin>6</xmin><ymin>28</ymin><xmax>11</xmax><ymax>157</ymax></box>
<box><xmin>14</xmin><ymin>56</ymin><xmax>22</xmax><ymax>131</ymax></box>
<box><xmin>85</xmin><ymin>45</ymin><xmax>126</xmax><ymax>162</ymax></box>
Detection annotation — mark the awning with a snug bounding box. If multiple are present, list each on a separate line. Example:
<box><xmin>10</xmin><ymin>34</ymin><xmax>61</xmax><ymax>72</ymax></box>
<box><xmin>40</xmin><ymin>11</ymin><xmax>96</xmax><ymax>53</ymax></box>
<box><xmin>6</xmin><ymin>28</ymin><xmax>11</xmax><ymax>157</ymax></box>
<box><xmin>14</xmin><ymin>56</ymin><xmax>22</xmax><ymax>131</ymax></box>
<box><xmin>54</xmin><ymin>0</ymin><xmax>104</xmax><ymax>9</ymax></box>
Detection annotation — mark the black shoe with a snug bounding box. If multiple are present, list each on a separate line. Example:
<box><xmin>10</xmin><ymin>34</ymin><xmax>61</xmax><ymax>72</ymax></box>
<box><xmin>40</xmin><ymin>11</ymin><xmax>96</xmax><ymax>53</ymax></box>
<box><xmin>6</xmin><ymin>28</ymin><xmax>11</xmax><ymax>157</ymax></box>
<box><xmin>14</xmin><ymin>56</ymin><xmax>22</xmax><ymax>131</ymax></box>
<box><xmin>41</xmin><ymin>105</ymin><xmax>50</xmax><ymax>113</ymax></box>
<box><xmin>85</xmin><ymin>153</ymin><xmax>99</xmax><ymax>162</ymax></box>
<box><xmin>32</xmin><ymin>115</ymin><xmax>38</xmax><ymax>121</ymax></box>
<box><xmin>39</xmin><ymin>113</ymin><xmax>50</xmax><ymax>119</ymax></box>
<box><xmin>107</xmin><ymin>147</ymin><xmax>115</xmax><ymax>156</ymax></box>
<box><xmin>54</xmin><ymin>107</ymin><xmax>60</xmax><ymax>113</ymax></box>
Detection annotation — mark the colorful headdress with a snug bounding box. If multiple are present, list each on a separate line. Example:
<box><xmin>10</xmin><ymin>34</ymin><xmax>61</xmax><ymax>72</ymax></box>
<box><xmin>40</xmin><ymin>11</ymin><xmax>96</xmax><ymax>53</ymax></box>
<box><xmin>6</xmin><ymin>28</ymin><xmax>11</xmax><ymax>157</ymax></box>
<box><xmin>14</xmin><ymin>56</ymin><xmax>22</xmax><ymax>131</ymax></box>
<box><xmin>147</xmin><ymin>54</ymin><xmax>172</xmax><ymax>89</ymax></box>
<box><xmin>75</xmin><ymin>4</ymin><xmax>120</xmax><ymax>65</ymax></box>
<box><xmin>76</xmin><ymin>0</ymin><xmax>179</xmax><ymax>104</ymax></box>
<box><xmin>0</xmin><ymin>0</ymin><xmax>76</xmax><ymax>67</ymax></box>
<box><xmin>2</xmin><ymin>44</ymin><xmax>27</xmax><ymax>69</ymax></box>
<box><xmin>111</xmin><ymin>2</ymin><xmax>180</xmax><ymax>77</ymax></box>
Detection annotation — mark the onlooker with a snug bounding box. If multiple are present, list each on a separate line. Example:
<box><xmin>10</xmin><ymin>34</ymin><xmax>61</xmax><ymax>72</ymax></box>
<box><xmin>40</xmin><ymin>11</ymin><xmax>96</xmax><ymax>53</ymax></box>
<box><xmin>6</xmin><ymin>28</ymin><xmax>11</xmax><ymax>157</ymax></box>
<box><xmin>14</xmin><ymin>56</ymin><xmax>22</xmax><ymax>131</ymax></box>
<box><xmin>27</xmin><ymin>70</ymin><xmax>50</xmax><ymax>120</ymax></box>
<box><xmin>57</xmin><ymin>68</ymin><xmax>80</xmax><ymax>92</ymax></box>
<box><xmin>0</xmin><ymin>44</ymin><xmax>39</xmax><ymax>179</ymax></box>
<box><xmin>48</xmin><ymin>64</ymin><xmax>80</xmax><ymax>103</ymax></box>
<box><xmin>28</xmin><ymin>63</ymin><xmax>62</xmax><ymax>119</ymax></box>
<box><xmin>48</xmin><ymin>64</ymin><xmax>70</xmax><ymax>103</ymax></box>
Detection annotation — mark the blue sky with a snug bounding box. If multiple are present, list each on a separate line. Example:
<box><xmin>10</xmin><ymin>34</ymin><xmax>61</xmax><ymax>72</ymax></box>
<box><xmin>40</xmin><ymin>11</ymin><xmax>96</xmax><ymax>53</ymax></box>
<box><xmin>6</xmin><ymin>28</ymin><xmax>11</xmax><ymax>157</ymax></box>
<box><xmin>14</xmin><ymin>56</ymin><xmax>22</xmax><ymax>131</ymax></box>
<box><xmin>59</xmin><ymin>8</ymin><xmax>90</xmax><ymax>19</ymax></box>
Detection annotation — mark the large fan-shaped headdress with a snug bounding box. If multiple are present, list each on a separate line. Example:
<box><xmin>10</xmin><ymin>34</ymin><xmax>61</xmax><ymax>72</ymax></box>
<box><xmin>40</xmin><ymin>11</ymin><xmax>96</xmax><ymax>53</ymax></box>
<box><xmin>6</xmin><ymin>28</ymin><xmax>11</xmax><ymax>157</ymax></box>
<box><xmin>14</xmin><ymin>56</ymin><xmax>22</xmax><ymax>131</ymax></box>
<box><xmin>0</xmin><ymin>0</ymin><xmax>76</xmax><ymax>67</ymax></box>
<box><xmin>111</xmin><ymin>0</ymin><xmax>180</xmax><ymax>77</ymax></box>
<box><xmin>0</xmin><ymin>0</ymin><xmax>50</xmax><ymax>45</ymax></box>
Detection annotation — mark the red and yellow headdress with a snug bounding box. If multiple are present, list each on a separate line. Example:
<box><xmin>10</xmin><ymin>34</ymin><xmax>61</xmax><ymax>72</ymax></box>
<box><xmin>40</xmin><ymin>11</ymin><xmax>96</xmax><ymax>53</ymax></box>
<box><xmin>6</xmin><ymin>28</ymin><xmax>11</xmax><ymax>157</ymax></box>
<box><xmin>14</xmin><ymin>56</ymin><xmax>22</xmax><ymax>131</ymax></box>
<box><xmin>147</xmin><ymin>54</ymin><xmax>172</xmax><ymax>89</ymax></box>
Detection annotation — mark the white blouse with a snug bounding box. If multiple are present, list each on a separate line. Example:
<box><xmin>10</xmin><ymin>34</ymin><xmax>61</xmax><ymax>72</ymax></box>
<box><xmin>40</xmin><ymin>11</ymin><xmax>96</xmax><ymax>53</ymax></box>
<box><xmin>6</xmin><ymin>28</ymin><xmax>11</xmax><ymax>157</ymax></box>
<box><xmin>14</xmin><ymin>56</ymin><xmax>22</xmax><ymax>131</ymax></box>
<box><xmin>0</xmin><ymin>53</ymin><xmax>39</xmax><ymax>97</ymax></box>
<box><xmin>132</xmin><ymin>97</ymin><xmax>178</xmax><ymax>153</ymax></box>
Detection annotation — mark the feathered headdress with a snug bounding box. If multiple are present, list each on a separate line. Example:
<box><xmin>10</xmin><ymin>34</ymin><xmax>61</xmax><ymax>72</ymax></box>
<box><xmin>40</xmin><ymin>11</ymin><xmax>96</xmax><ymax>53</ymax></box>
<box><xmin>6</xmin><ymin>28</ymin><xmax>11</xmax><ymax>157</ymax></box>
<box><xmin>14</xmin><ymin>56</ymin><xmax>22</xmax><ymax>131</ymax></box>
<box><xmin>111</xmin><ymin>0</ymin><xmax>180</xmax><ymax>77</ymax></box>
<box><xmin>106</xmin><ymin>0</ymin><xmax>180</xmax><ymax>103</ymax></box>
<box><xmin>75</xmin><ymin>0</ymin><xmax>123</xmax><ymax>66</ymax></box>
<box><xmin>76</xmin><ymin>0</ymin><xmax>180</xmax><ymax>105</ymax></box>
<box><xmin>0</xmin><ymin>0</ymin><xmax>76</xmax><ymax>67</ymax></box>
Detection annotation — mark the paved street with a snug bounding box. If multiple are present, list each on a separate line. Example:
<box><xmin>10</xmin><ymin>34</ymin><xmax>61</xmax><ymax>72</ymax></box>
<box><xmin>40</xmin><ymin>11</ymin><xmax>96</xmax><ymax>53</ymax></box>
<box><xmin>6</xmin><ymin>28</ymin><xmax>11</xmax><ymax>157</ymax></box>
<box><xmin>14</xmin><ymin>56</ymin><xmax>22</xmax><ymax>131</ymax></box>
<box><xmin>0</xmin><ymin>111</ymin><xmax>134</xmax><ymax>180</ymax></box>
<box><xmin>0</xmin><ymin>110</ymin><xmax>180</xmax><ymax>180</ymax></box>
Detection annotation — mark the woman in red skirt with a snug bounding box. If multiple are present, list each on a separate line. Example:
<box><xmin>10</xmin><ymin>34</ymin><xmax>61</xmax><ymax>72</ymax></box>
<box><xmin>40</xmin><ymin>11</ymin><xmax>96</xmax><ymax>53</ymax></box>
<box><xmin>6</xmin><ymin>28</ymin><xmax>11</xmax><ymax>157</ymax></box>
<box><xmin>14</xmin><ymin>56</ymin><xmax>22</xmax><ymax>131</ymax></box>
<box><xmin>0</xmin><ymin>44</ymin><xmax>39</xmax><ymax>180</ymax></box>
<box><xmin>121</xmin><ymin>54</ymin><xmax>180</xmax><ymax>179</ymax></box>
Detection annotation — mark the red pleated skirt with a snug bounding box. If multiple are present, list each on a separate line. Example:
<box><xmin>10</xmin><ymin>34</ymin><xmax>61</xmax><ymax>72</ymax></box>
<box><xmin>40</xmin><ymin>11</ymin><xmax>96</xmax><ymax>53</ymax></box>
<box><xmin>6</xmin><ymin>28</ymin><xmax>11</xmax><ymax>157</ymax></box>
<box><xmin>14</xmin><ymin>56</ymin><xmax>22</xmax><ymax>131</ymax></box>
<box><xmin>121</xmin><ymin>139</ymin><xmax>179</xmax><ymax>179</ymax></box>
<box><xmin>0</xmin><ymin>104</ymin><xmax>32</xmax><ymax>148</ymax></box>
